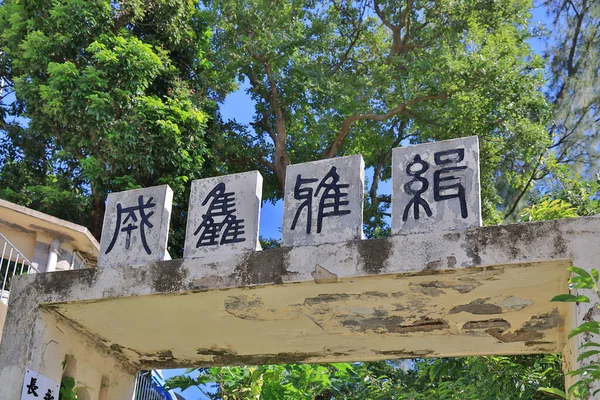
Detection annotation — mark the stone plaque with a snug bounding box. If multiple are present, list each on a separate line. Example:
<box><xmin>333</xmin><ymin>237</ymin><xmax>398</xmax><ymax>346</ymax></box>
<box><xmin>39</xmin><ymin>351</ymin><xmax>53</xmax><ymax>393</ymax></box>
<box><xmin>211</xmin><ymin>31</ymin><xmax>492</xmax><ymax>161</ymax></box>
<box><xmin>282</xmin><ymin>155</ymin><xmax>364</xmax><ymax>247</ymax></box>
<box><xmin>184</xmin><ymin>171</ymin><xmax>262</xmax><ymax>259</ymax></box>
<box><xmin>392</xmin><ymin>136</ymin><xmax>481</xmax><ymax>235</ymax></box>
<box><xmin>98</xmin><ymin>185</ymin><xmax>173</xmax><ymax>268</ymax></box>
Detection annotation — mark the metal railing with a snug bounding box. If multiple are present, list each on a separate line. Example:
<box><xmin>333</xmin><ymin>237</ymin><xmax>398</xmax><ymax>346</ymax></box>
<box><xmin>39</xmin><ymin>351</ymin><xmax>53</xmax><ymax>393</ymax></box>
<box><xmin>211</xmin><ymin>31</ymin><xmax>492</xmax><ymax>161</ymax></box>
<box><xmin>134</xmin><ymin>371</ymin><xmax>173</xmax><ymax>400</ymax></box>
<box><xmin>0</xmin><ymin>232</ymin><xmax>38</xmax><ymax>304</ymax></box>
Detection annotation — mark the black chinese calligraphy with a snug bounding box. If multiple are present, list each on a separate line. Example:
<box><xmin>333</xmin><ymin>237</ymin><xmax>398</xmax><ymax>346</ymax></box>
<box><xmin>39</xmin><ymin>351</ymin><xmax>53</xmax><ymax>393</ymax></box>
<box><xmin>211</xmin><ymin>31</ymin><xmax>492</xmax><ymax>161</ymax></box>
<box><xmin>26</xmin><ymin>377</ymin><xmax>39</xmax><ymax>396</ymax></box>
<box><xmin>402</xmin><ymin>155</ymin><xmax>433</xmax><ymax>222</ymax></box>
<box><xmin>44</xmin><ymin>389</ymin><xmax>55</xmax><ymax>400</ymax></box>
<box><xmin>315</xmin><ymin>166</ymin><xmax>350</xmax><ymax>233</ymax></box>
<box><xmin>105</xmin><ymin>195</ymin><xmax>156</xmax><ymax>255</ymax></box>
<box><xmin>291</xmin><ymin>166</ymin><xmax>350</xmax><ymax>234</ymax></box>
<box><xmin>433</xmin><ymin>148</ymin><xmax>468</xmax><ymax>218</ymax></box>
<box><xmin>290</xmin><ymin>176</ymin><xmax>318</xmax><ymax>234</ymax></box>
<box><xmin>194</xmin><ymin>183</ymin><xmax>246</xmax><ymax>247</ymax></box>
<box><xmin>402</xmin><ymin>148</ymin><xmax>468</xmax><ymax>221</ymax></box>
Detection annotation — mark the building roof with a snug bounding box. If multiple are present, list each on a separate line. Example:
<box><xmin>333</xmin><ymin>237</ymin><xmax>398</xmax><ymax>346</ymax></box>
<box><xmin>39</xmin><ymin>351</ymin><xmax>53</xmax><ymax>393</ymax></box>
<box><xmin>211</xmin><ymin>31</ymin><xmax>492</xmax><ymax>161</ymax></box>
<box><xmin>0</xmin><ymin>199</ymin><xmax>99</xmax><ymax>260</ymax></box>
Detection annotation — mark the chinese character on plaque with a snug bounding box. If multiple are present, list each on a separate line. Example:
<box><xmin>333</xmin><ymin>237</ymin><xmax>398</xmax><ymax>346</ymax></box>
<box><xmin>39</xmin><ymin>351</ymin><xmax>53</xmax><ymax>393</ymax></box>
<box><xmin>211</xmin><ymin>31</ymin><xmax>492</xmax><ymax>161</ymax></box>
<box><xmin>283</xmin><ymin>155</ymin><xmax>364</xmax><ymax>247</ymax></box>
<box><xmin>98</xmin><ymin>185</ymin><xmax>173</xmax><ymax>267</ymax></box>
<box><xmin>392</xmin><ymin>136</ymin><xmax>481</xmax><ymax>235</ymax></box>
<box><xmin>184</xmin><ymin>171</ymin><xmax>262</xmax><ymax>259</ymax></box>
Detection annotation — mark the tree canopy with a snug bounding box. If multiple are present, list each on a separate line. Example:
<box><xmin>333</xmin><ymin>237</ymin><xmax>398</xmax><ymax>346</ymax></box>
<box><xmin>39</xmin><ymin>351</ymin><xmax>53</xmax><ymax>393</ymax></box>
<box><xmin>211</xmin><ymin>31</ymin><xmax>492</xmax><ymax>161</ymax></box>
<box><xmin>0</xmin><ymin>0</ymin><xmax>222</xmax><ymax>251</ymax></box>
<box><xmin>1</xmin><ymin>0</ymin><xmax>597</xmax><ymax>240</ymax></box>
<box><xmin>205</xmin><ymin>0</ymin><xmax>551</xmax><ymax>231</ymax></box>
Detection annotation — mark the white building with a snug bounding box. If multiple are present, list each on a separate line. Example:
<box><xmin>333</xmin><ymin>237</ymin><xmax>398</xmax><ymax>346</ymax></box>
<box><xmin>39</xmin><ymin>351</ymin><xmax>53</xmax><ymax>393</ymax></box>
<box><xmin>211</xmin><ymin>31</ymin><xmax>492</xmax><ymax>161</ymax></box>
<box><xmin>0</xmin><ymin>199</ymin><xmax>99</xmax><ymax>337</ymax></box>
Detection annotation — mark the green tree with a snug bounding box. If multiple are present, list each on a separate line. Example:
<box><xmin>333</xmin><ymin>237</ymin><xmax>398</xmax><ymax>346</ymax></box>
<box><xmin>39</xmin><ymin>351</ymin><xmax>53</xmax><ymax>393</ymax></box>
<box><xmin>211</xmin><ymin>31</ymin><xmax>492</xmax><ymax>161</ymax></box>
<box><xmin>166</xmin><ymin>355</ymin><xmax>564</xmax><ymax>399</ymax></box>
<box><xmin>0</xmin><ymin>0</ymin><xmax>221</xmax><ymax>253</ymax></box>
<box><xmin>503</xmin><ymin>0</ymin><xmax>600</xmax><ymax>218</ymax></box>
<box><xmin>205</xmin><ymin>0</ymin><xmax>551</xmax><ymax>231</ymax></box>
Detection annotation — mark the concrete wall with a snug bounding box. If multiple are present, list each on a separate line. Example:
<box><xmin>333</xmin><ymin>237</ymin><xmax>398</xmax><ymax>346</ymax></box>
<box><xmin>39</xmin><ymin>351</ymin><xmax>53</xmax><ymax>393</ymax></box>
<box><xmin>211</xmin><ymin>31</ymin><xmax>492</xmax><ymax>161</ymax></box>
<box><xmin>0</xmin><ymin>302</ymin><xmax>6</xmax><ymax>343</ymax></box>
<box><xmin>29</xmin><ymin>310</ymin><xmax>136</xmax><ymax>399</ymax></box>
<box><xmin>0</xmin><ymin>224</ymin><xmax>36</xmax><ymax>261</ymax></box>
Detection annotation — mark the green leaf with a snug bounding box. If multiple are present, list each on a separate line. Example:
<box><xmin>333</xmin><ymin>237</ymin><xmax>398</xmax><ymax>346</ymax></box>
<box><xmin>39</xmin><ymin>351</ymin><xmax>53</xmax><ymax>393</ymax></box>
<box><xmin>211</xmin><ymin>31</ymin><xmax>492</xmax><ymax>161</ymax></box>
<box><xmin>551</xmin><ymin>294</ymin><xmax>590</xmax><ymax>302</ymax></box>
<box><xmin>581</xmin><ymin>342</ymin><xmax>600</xmax><ymax>349</ymax></box>
<box><xmin>569</xmin><ymin>321</ymin><xmax>600</xmax><ymax>339</ymax></box>
<box><xmin>577</xmin><ymin>349</ymin><xmax>600</xmax><ymax>361</ymax></box>
<box><xmin>568</xmin><ymin>266</ymin><xmax>593</xmax><ymax>280</ymax></box>
<box><xmin>537</xmin><ymin>387</ymin><xmax>566</xmax><ymax>399</ymax></box>
<box><xmin>61</xmin><ymin>376</ymin><xmax>76</xmax><ymax>390</ymax></box>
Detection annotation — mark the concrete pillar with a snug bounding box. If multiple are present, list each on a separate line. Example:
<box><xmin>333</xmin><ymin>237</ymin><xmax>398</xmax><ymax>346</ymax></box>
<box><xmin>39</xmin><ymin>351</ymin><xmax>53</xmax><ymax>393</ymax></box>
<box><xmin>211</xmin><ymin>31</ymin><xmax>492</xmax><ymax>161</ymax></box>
<box><xmin>562</xmin><ymin>239</ymin><xmax>600</xmax><ymax>398</ymax></box>
<box><xmin>45</xmin><ymin>240</ymin><xmax>61</xmax><ymax>273</ymax></box>
<box><xmin>0</xmin><ymin>277</ymin><xmax>136</xmax><ymax>398</ymax></box>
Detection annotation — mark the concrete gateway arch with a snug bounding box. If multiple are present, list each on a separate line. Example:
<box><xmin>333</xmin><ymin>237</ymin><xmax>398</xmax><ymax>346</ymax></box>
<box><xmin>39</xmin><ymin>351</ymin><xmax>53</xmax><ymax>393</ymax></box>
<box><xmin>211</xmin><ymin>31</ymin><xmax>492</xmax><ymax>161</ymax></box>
<box><xmin>1</xmin><ymin>137</ymin><xmax>598</xmax><ymax>399</ymax></box>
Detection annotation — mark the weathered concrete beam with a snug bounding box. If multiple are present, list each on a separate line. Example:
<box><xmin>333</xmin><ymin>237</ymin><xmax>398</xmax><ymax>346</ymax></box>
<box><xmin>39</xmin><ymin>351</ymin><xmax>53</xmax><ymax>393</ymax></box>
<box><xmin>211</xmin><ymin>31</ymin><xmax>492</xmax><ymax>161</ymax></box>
<box><xmin>1</xmin><ymin>217</ymin><xmax>598</xmax><ymax>399</ymax></box>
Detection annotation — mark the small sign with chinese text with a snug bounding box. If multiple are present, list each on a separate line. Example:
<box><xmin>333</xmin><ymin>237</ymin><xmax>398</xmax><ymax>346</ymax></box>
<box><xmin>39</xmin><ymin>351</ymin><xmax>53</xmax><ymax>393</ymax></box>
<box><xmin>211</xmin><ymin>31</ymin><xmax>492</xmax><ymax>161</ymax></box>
<box><xmin>21</xmin><ymin>368</ymin><xmax>59</xmax><ymax>400</ymax></box>
<box><xmin>392</xmin><ymin>136</ymin><xmax>481</xmax><ymax>235</ymax></box>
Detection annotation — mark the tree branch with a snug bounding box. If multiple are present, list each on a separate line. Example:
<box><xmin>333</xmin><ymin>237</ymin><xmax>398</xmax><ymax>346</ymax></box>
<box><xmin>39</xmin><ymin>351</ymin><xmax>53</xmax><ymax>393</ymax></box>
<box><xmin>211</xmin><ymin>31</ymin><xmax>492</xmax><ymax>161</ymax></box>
<box><xmin>322</xmin><ymin>93</ymin><xmax>449</xmax><ymax>159</ymax></box>
<box><xmin>504</xmin><ymin>151</ymin><xmax>545</xmax><ymax>219</ymax></box>
<box><xmin>373</xmin><ymin>0</ymin><xmax>396</xmax><ymax>31</ymax></box>
<box><xmin>369</xmin><ymin>119</ymin><xmax>407</xmax><ymax>201</ymax></box>
<box><xmin>246</xmin><ymin>68</ymin><xmax>277</xmax><ymax>143</ymax></box>
<box><xmin>262</xmin><ymin>60</ymin><xmax>290</xmax><ymax>189</ymax></box>
<box><xmin>328</xmin><ymin>1</ymin><xmax>367</xmax><ymax>76</ymax></box>
<box><xmin>566</xmin><ymin>0</ymin><xmax>586</xmax><ymax>75</ymax></box>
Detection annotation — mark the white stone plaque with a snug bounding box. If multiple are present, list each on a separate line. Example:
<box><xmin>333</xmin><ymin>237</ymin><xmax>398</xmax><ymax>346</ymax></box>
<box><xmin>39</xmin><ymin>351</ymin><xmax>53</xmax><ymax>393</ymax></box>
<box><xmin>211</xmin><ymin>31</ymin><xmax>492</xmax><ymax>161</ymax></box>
<box><xmin>98</xmin><ymin>185</ymin><xmax>173</xmax><ymax>268</ymax></box>
<box><xmin>282</xmin><ymin>155</ymin><xmax>364</xmax><ymax>247</ymax></box>
<box><xmin>184</xmin><ymin>171</ymin><xmax>262</xmax><ymax>259</ymax></box>
<box><xmin>21</xmin><ymin>368</ymin><xmax>59</xmax><ymax>400</ymax></box>
<box><xmin>392</xmin><ymin>136</ymin><xmax>481</xmax><ymax>235</ymax></box>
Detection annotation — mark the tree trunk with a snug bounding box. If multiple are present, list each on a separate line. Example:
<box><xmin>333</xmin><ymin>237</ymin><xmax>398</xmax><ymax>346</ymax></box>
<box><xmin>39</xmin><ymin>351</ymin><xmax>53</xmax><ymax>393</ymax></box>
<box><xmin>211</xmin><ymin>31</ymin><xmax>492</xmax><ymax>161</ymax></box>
<box><xmin>90</xmin><ymin>185</ymin><xmax>105</xmax><ymax>240</ymax></box>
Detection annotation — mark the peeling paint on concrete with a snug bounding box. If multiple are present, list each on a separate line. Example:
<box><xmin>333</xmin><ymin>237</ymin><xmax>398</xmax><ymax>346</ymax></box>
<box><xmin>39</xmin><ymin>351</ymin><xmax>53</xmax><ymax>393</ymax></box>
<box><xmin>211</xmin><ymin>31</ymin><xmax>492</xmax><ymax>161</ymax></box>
<box><xmin>447</xmin><ymin>256</ymin><xmax>457</xmax><ymax>268</ymax></box>
<box><xmin>494</xmin><ymin>296</ymin><xmax>533</xmax><ymax>312</ymax></box>
<box><xmin>390</xmin><ymin>318</ymin><xmax>449</xmax><ymax>334</ymax></box>
<box><xmin>342</xmin><ymin>316</ymin><xmax>405</xmax><ymax>333</ymax></box>
<box><xmin>486</xmin><ymin>328</ymin><xmax>544</xmax><ymax>343</ymax></box>
<box><xmin>462</xmin><ymin>319</ymin><xmax>511</xmax><ymax>330</ymax></box>
<box><xmin>224</xmin><ymin>295</ymin><xmax>265</xmax><ymax>320</ymax></box>
<box><xmin>196</xmin><ymin>346</ymin><xmax>237</xmax><ymax>356</ymax></box>
<box><xmin>312</xmin><ymin>264</ymin><xmax>339</xmax><ymax>284</ymax></box>
<box><xmin>305</xmin><ymin>293</ymin><xmax>355</xmax><ymax>305</ymax></box>
<box><xmin>410</xmin><ymin>284</ymin><xmax>444</xmax><ymax>297</ymax></box>
<box><xmin>524</xmin><ymin>309</ymin><xmax>562</xmax><ymax>331</ymax></box>
<box><xmin>139</xmin><ymin>350</ymin><xmax>175</xmax><ymax>364</ymax></box>
<box><xmin>450</xmin><ymin>298</ymin><xmax>503</xmax><ymax>315</ymax></box>
<box><xmin>374</xmin><ymin>349</ymin><xmax>434</xmax><ymax>357</ymax></box>
<box><xmin>414</xmin><ymin>280</ymin><xmax>480</xmax><ymax>294</ymax></box>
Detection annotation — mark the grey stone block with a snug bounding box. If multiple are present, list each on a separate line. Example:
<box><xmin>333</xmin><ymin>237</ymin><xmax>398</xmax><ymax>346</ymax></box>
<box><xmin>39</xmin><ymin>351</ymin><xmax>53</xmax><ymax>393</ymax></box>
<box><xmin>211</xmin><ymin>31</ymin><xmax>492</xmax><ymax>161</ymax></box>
<box><xmin>98</xmin><ymin>185</ymin><xmax>173</xmax><ymax>268</ymax></box>
<box><xmin>282</xmin><ymin>155</ymin><xmax>364</xmax><ymax>246</ymax></box>
<box><xmin>184</xmin><ymin>171</ymin><xmax>262</xmax><ymax>260</ymax></box>
<box><xmin>392</xmin><ymin>136</ymin><xmax>481</xmax><ymax>235</ymax></box>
